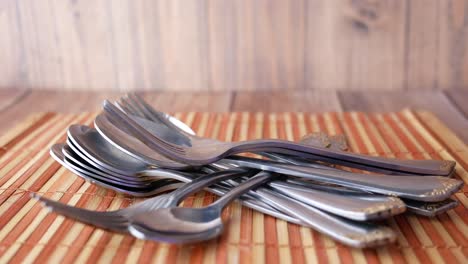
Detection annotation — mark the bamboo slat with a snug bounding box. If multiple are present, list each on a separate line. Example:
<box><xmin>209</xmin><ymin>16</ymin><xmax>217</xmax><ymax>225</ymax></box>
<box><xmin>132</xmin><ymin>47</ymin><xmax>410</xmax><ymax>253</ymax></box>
<box><xmin>0</xmin><ymin>111</ymin><xmax>466</xmax><ymax>263</ymax></box>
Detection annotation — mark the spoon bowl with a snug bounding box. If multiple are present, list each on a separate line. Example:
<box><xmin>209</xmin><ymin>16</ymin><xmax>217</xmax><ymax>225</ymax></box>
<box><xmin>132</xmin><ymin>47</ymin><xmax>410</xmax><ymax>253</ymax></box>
<box><xmin>68</xmin><ymin>124</ymin><xmax>152</xmax><ymax>175</ymax></box>
<box><xmin>50</xmin><ymin>143</ymin><xmax>182</xmax><ymax>197</ymax></box>
<box><xmin>94</xmin><ymin>113</ymin><xmax>191</xmax><ymax>170</ymax></box>
<box><xmin>129</xmin><ymin>207</ymin><xmax>225</xmax><ymax>244</ymax></box>
<box><xmin>129</xmin><ymin>224</ymin><xmax>223</xmax><ymax>244</ymax></box>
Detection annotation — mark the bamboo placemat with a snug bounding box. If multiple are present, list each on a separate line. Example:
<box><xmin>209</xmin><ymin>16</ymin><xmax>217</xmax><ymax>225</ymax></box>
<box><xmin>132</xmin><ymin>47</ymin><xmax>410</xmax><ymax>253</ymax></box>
<box><xmin>0</xmin><ymin>110</ymin><xmax>466</xmax><ymax>263</ymax></box>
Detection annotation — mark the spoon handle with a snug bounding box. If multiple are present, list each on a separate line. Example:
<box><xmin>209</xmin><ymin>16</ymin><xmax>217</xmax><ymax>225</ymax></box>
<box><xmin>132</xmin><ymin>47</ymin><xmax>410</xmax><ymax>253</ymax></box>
<box><xmin>169</xmin><ymin>169</ymin><xmax>257</xmax><ymax>203</ymax></box>
<box><xmin>140</xmin><ymin>168</ymin><xmax>300</xmax><ymax>223</ymax></box>
<box><xmin>256</xmin><ymin>188</ymin><xmax>396</xmax><ymax>248</ymax></box>
<box><xmin>268</xmin><ymin>181</ymin><xmax>406</xmax><ymax>221</ymax></box>
<box><xmin>212</xmin><ymin>171</ymin><xmax>276</xmax><ymax>210</ymax></box>
<box><xmin>222</xmin><ymin>157</ymin><xmax>463</xmax><ymax>202</ymax></box>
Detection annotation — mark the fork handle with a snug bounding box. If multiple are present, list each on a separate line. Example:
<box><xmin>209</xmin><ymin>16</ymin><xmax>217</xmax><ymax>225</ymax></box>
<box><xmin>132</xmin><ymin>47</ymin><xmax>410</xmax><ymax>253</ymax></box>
<box><xmin>228</xmin><ymin>140</ymin><xmax>455</xmax><ymax>176</ymax></box>
<box><xmin>169</xmin><ymin>169</ymin><xmax>257</xmax><ymax>203</ymax></box>
<box><xmin>211</xmin><ymin>171</ymin><xmax>276</xmax><ymax>210</ymax></box>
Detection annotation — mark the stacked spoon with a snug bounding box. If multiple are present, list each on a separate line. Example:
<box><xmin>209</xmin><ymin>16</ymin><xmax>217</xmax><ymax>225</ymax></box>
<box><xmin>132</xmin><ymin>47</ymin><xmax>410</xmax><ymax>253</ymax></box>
<box><xmin>32</xmin><ymin>94</ymin><xmax>464</xmax><ymax>248</ymax></box>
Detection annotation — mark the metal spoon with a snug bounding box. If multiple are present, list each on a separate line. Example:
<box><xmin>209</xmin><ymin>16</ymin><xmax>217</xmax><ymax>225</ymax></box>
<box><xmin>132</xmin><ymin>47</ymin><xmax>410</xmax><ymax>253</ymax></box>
<box><xmin>62</xmin><ymin>143</ymin><xmax>156</xmax><ymax>186</ymax></box>
<box><xmin>50</xmin><ymin>144</ymin><xmax>182</xmax><ymax>197</ymax></box>
<box><xmin>67</xmin><ymin>125</ymin><xmax>156</xmax><ymax>176</ymax></box>
<box><xmin>93</xmin><ymin>114</ymin><xmax>191</xmax><ymax>170</ymax></box>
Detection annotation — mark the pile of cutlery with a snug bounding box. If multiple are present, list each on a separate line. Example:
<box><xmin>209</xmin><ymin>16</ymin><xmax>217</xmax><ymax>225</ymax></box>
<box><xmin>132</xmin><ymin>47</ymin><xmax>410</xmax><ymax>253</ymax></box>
<box><xmin>32</xmin><ymin>94</ymin><xmax>464</xmax><ymax>248</ymax></box>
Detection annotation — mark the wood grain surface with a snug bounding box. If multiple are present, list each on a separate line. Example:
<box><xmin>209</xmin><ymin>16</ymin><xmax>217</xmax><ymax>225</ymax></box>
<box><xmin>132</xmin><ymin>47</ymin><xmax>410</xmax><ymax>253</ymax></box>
<box><xmin>0</xmin><ymin>1</ymin><xmax>467</xmax><ymax>91</ymax></box>
<box><xmin>338</xmin><ymin>90</ymin><xmax>468</xmax><ymax>143</ymax></box>
<box><xmin>231</xmin><ymin>91</ymin><xmax>342</xmax><ymax>112</ymax></box>
<box><xmin>445</xmin><ymin>90</ymin><xmax>468</xmax><ymax>119</ymax></box>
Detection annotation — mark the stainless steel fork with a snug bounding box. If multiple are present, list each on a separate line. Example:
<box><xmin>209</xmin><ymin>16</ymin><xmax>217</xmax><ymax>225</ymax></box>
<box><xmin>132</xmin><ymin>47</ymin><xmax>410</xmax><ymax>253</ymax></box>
<box><xmin>32</xmin><ymin>168</ymin><xmax>257</xmax><ymax>233</ymax></box>
<box><xmin>102</xmin><ymin>99</ymin><xmax>455</xmax><ymax>175</ymax></box>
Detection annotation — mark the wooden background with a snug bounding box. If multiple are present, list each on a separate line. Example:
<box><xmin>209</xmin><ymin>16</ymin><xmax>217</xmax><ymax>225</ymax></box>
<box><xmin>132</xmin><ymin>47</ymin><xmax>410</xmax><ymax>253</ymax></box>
<box><xmin>0</xmin><ymin>0</ymin><xmax>467</xmax><ymax>91</ymax></box>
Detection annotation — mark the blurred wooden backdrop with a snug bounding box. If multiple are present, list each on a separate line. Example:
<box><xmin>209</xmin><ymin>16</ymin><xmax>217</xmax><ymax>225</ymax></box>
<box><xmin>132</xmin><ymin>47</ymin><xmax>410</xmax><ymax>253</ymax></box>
<box><xmin>0</xmin><ymin>0</ymin><xmax>467</xmax><ymax>91</ymax></box>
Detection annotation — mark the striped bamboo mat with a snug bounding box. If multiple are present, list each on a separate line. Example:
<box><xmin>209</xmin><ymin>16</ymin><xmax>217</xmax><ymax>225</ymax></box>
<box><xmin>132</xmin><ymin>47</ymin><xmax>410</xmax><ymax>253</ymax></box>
<box><xmin>0</xmin><ymin>110</ymin><xmax>467</xmax><ymax>263</ymax></box>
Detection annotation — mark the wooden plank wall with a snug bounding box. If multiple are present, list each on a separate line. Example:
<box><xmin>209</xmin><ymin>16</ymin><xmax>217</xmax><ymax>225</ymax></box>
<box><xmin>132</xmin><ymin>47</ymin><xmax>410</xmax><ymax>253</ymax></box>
<box><xmin>0</xmin><ymin>0</ymin><xmax>467</xmax><ymax>91</ymax></box>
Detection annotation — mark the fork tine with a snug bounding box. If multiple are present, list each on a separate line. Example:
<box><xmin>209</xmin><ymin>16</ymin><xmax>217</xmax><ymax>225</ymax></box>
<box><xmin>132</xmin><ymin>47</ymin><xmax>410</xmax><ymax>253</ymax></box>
<box><xmin>128</xmin><ymin>93</ymin><xmax>166</xmax><ymax>121</ymax></box>
<box><xmin>103</xmin><ymin>108</ymin><xmax>178</xmax><ymax>154</ymax></box>
<box><xmin>103</xmin><ymin>100</ymin><xmax>186</xmax><ymax>154</ymax></box>
<box><xmin>31</xmin><ymin>193</ymin><xmax>121</xmax><ymax>218</ymax></box>
<box><xmin>117</xmin><ymin>98</ymin><xmax>148</xmax><ymax>121</ymax></box>
<box><xmin>31</xmin><ymin>193</ymin><xmax>129</xmax><ymax>233</ymax></box>
<box><xmin>121</xmin><ymin>94</ymin><xmax>155</xmax><ymax>121</ymax></box>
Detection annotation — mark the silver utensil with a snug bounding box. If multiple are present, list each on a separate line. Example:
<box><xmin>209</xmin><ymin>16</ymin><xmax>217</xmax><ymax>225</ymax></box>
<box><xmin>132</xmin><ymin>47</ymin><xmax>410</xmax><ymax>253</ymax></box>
<box><xmin>122</xmin><ymin>109</ymin><xmax>422</xmax><ymax>175</ymax></box>
<box><xmin>119</xmin><ymin>94</ymin><xmax>197</xmax><ymax>137</ymax></box>
<box><xmin>63</xmin><ymin>143</ymin><xmax>157</xmax><ymax>186</ymax></box>
<box><xmin>128</xmin><ymin>171</ymin><xmax>276</xmax><ymax>243</ymax></box>
<box><xmin>120</xmin><ymin>94</ymin><xmax>348</xmax><ymax>155</ymax></box>
<box><xmin>268</xmin><ymin>181</ymin><xmax>405</xmax><ymax>221</ymax></box>
<box><xmin>98</xmin><ymin>111</ymin><xmax>341</xmax><ymax>174</ymax></box>
<box><xmin>255</xmin><ymin>188</ymin><xmax>396</xmax><ymax>248</ymax></box>
<box><xmin>102</xmin><ymin>99</ymin><xmax>455</xmax><ymax>175</ymax></box>
<box><xmin>119</xmin><ymin>94</ymin><xmax>345</xmax><ymax>170</ymax></box>
<box><xmin>122</xmin><ymin>94</ymin><xmax>349</xmax><ymax>152</ymax></box>
<box><xmin>31</xmin><ymin>168</ymin><xmax>257</xmax><ymax>233</ymax></box>
<box><xmin>67</xmin><ymin>125</ymin><xmax>157</xmax><ymax>176</ymax></box>
<box><xmin>285</xmin><ymin>178</ymin><xmax>461</xmax><ymax>217</ymax></box>
<box><xmin>403</xmin><ymin>198</ymin><xmax>460</xmax><ymax>217</ymax></box>
<box><xmin>94</xmin><ymin>114</ymin><xmax>190</xmax><ymax>170</ymax></box>
<box><xmin>221</xmin><ymin>156</ymin><xmax>463</xmax><ymax>202</ymax></box>
<box><xmin>51</xmin><ymin>144</ymin><xmax>182</xmax><ymax>197</ymax></box>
